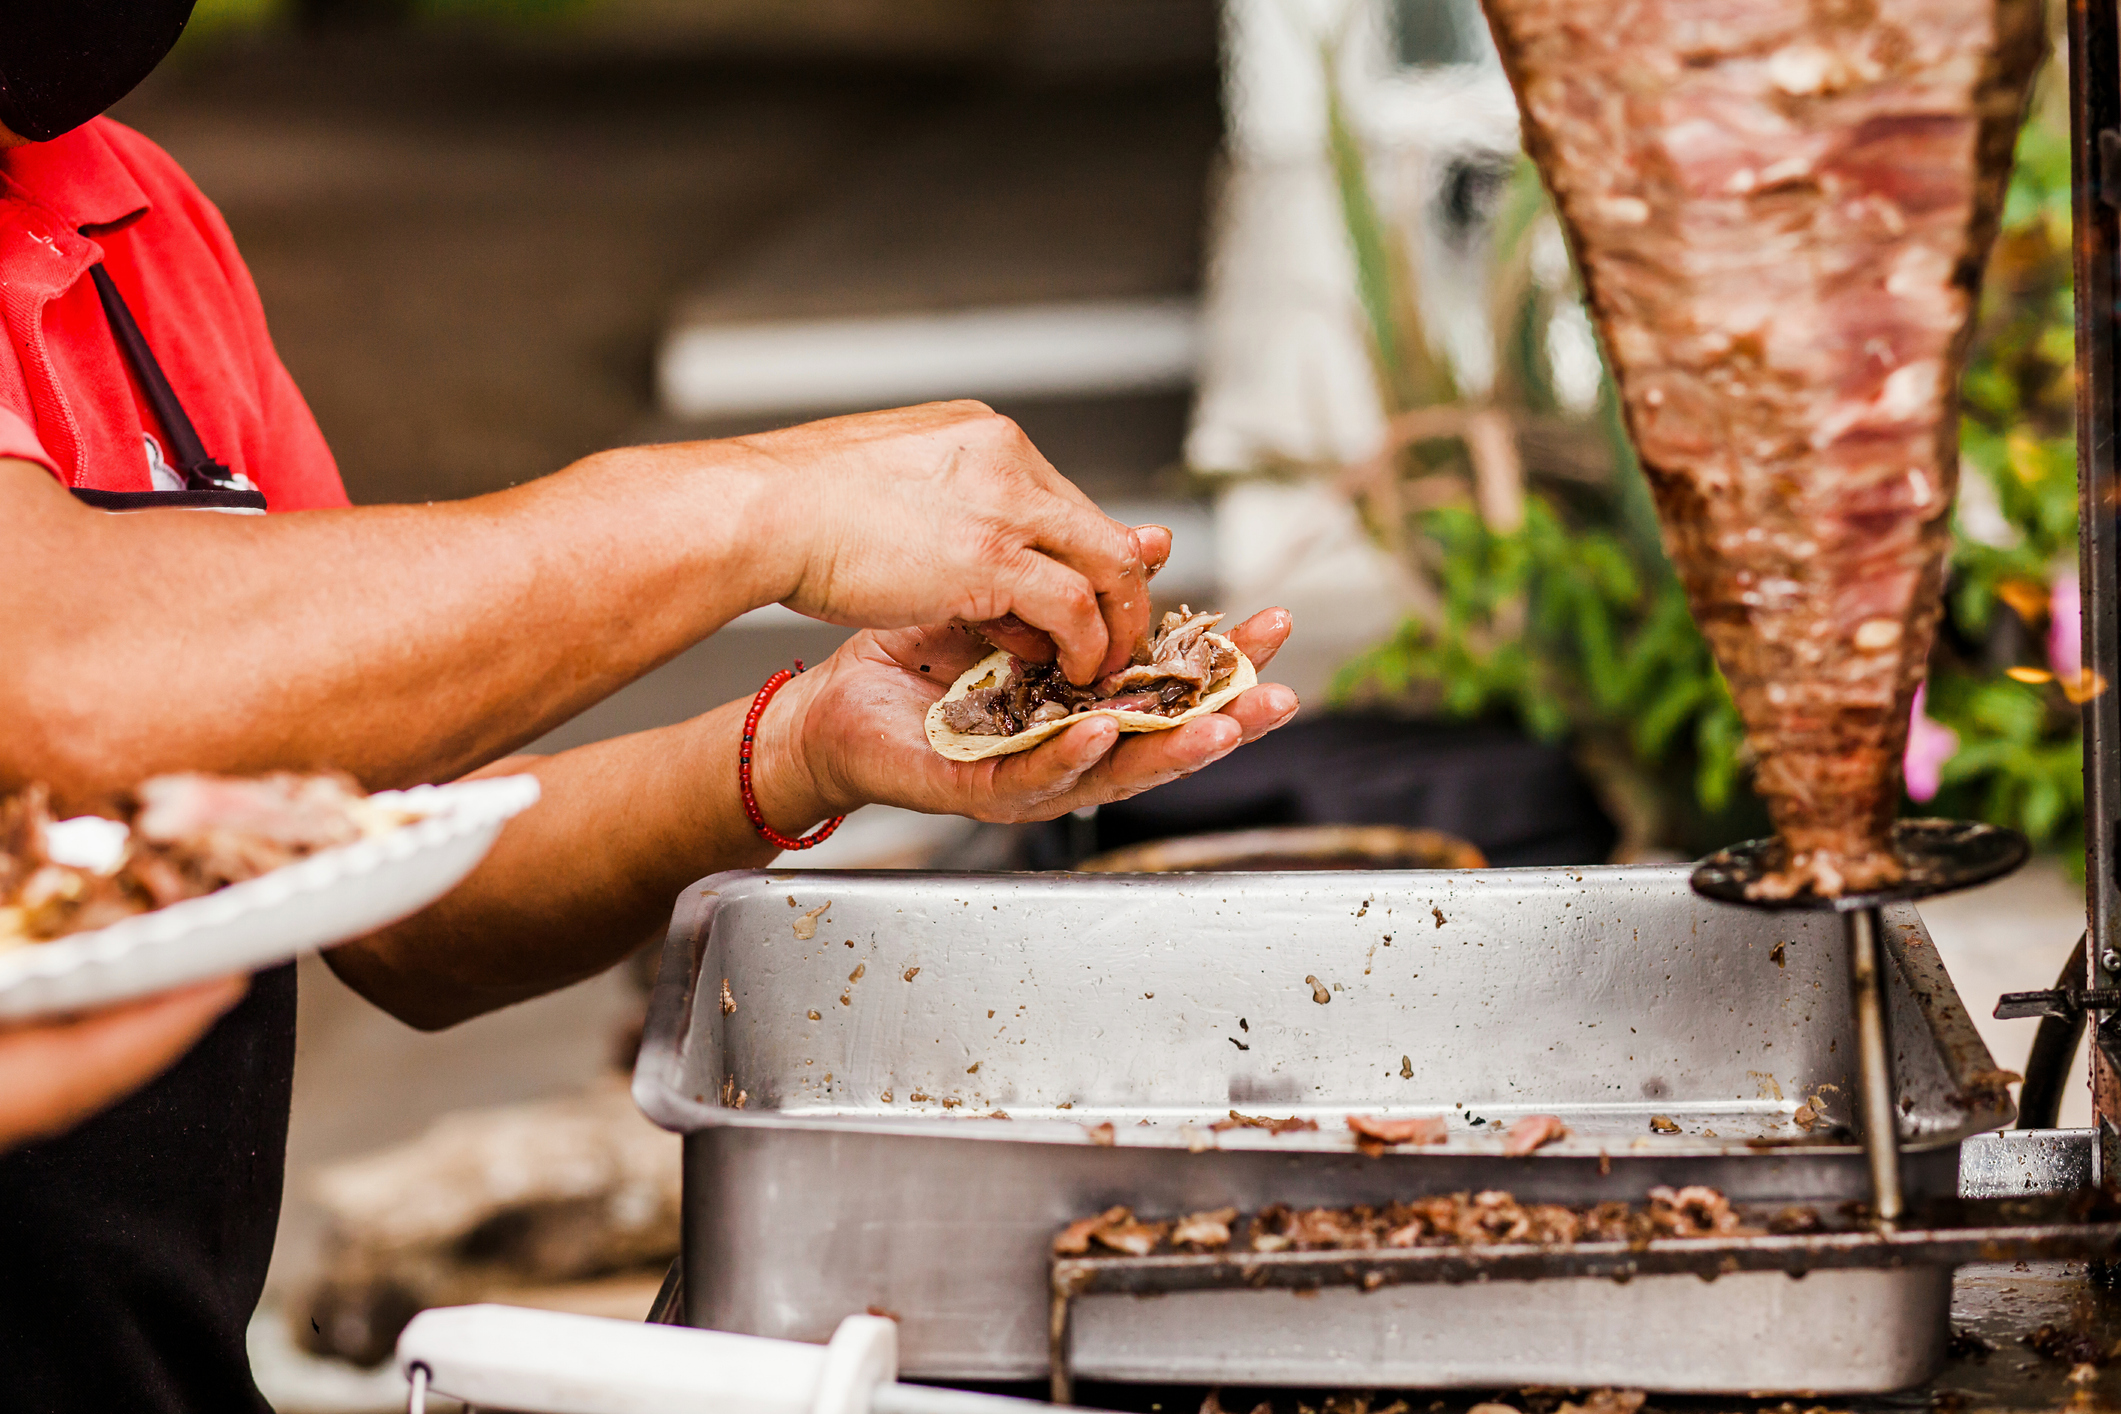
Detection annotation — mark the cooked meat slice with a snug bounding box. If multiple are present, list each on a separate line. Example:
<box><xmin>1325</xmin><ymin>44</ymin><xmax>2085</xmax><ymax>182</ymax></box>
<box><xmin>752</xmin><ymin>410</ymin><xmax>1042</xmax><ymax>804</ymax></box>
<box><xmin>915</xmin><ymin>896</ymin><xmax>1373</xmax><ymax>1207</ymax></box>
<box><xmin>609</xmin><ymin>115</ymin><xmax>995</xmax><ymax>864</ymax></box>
<box><xmin>1481</xmin><ymin>0</ymin><xmax>2044</xmax><ymax>895</ymax></box>
<box><xmin>1099</xmin><ymin>690</ymin><xmax>1172</xmax><ymax>714</ymax></box>
<box><xmin>1211</xmin><ymin>1109</ymin><xmax>1320</xmax><ymax>1134</ymax></box>
<box><xmin>1647</xmin><ymin>1183</ymin><xmax>1750</xmax><ymax>1236</ymax></box>
<box><xmin>1579</xmin><ymin>1200</ymin><xmax>1645</xmax><ymax>1244</ymax></box>
<box><xmin>1251</xmin><ymin>1202</ymin><xmax>1386</xmax><ymax>1251</ymax></box>
<box><xmin>0</xmin><ymin>783</ymin><xmax>55</xmax><ymax>901</ymax></box>
<box><xmin>1382</xmin><ymin>1216</ymin><xmax>1425</xmax><ymax>1248</ymax></box>
<box><xmin>1093</xmin><ymin>1216</ymin><xmax>1169</xmax><ymax>1256</ymax></box>
<box><xmin>1291</xmin><ymin>1206</ymin><xmax>1372</xmax><ymax>1249</ymax></box>
<box><xmin>1558</xmin><ymin>1392</ymin><xmax>1648</xmax><ymax>1414</ymax></box>
<box><xmin>1526</xmin><ymin>1203</ymin><xmax>1583</xmax><ymax>1245</ymax></box>
<box><xmin>1053</xmin><ymin>1205</ymin><xmax>1132</xmax><ymax>1256</ymax></box>
<box><xmin>1095</xmin><ymin>609</ymin><xmax>1227</xmax><ymax>699</ymax></box>
<box><xmin>1345</xmin><ymin>1113</ymin><xmax>1450</xmax><ymax>1154</ymax></box>
<box><xmin>1248</xmin><ymin>1201</ymin><xmax>1297</xmax><ymax>1252</ymax></box>
<box><xmin>1171</xmin><ymin>1206</ymin><xmax>1239</xmax><ymax>1250</ymax></box>
<box><xmin>132</xmin><ymin>771</ymin><xmax>387</xmax><ymax>890</ymax></box>
<box><xmin>1501</xmin><ymin>1113</ymin><xmax>1570</xmax><ymax>1156</ymax></box>
<box><xmin>938</xmin><ymin>682</ymin><xmax>1014</xmax><ymax>737</ymax></box>
<box><xmin>1459</xmin><ymin>1190</ymin><xmax>1534</xmax><ymax>1243</ymax></box>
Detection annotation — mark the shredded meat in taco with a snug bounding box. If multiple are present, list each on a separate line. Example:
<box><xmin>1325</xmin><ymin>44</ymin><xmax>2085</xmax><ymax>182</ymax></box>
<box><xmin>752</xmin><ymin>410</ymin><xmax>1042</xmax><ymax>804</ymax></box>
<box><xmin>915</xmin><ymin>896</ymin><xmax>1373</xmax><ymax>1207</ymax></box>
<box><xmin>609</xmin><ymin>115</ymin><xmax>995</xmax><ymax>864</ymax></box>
<box><xmin>939</xmin><ymin>607</ymin><xmax>1242</xmax><ymax>738</ymax></box>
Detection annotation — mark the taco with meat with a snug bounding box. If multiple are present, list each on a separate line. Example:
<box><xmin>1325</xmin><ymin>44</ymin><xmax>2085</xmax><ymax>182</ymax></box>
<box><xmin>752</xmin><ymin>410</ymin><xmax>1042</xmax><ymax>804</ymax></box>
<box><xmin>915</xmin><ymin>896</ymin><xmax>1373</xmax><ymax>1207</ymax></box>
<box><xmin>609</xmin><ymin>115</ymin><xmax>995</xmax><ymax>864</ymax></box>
<box><xmin>925</xmin><ymin>606</ymin><xmax>1257</xmax><ymax>762</ymax></box>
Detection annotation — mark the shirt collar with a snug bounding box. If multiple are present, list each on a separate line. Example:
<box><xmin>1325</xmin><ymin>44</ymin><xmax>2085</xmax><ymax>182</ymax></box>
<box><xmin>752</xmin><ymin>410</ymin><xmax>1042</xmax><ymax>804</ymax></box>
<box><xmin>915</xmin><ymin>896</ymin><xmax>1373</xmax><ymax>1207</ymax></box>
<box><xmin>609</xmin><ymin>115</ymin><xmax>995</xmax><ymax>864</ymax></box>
<box><xmin>0</xmin><ymin>121</ymin><xmax>150</xmax><ymax>235</ymax></box>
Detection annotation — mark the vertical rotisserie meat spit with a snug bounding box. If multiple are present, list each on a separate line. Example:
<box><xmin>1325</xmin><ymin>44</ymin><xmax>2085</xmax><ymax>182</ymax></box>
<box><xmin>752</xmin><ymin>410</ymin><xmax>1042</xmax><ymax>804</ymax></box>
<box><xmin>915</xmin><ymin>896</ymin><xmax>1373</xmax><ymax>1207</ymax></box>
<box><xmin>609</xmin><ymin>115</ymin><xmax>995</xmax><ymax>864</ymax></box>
<box><xmin>1480</xmin><ymin>0</ymin><xmax>2044</xmax><ymax>895</ymax></box>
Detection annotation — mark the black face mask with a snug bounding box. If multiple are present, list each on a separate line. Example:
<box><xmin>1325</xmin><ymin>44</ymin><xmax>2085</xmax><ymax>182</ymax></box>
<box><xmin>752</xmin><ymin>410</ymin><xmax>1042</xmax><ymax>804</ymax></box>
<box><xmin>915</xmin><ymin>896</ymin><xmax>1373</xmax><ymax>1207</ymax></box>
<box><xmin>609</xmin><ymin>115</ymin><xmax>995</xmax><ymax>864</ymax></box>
<box><xmin>0</xmin><ymin>1</ymin><xmax>199</xmax><ymax>144</ymax></box>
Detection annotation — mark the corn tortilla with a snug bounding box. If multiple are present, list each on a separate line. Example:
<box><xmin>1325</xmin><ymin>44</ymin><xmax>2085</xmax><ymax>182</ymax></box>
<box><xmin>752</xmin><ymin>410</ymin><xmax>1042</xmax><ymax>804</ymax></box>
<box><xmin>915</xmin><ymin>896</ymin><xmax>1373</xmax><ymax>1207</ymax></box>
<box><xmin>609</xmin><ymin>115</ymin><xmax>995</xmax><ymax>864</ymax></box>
<box><xmin>925</xmin><ymin>642</ymin><xmax>1257</xmax><ymax>762</ymax></box>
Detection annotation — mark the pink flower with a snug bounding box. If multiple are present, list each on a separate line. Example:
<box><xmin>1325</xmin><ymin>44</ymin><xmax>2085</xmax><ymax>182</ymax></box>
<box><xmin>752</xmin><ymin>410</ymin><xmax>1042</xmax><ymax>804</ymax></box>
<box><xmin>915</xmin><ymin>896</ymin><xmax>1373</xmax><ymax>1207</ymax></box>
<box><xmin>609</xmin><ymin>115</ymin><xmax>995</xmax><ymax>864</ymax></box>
<box><xmin>1903</xmin><ymin>683</ymin><xmax>1957</xmax><ymax>803</ymax></box>
<box><xmin>2049</xmin><ymin>570</ymin><xmax>2082</xmax><ymax>681</ymax></box>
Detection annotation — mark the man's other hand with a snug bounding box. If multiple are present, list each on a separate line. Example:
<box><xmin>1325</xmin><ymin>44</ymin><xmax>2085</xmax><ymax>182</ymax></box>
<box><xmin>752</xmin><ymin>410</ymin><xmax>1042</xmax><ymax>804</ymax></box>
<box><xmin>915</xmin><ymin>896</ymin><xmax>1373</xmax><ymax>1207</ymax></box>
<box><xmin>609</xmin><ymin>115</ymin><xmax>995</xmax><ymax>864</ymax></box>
<box><xmin>0</xmin><ymin>977</ymin><xmax>246</xmax><ymax>1150</ymax></box>
<box><xmin>749</xmin><ymin>596</ymin><xmax>1299</xmax><ymax>831</ymax></box>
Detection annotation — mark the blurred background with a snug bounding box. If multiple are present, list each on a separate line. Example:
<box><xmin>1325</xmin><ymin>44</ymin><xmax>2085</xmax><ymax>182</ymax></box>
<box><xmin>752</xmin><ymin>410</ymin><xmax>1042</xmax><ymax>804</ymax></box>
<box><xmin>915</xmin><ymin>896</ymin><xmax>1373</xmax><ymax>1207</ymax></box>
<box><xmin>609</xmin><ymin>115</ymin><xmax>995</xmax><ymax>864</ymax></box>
<box><xmin>122</xmin><ymin>2</ymin><xmax>2090</xmax><ymax>1406</ymax></box>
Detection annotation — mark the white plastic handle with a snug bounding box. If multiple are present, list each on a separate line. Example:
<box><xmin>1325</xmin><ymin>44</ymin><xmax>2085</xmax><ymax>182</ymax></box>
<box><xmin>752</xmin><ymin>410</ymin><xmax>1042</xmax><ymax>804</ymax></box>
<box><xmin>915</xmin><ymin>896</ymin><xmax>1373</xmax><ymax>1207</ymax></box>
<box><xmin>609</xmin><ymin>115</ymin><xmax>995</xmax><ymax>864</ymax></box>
<box><xmin>395</xmin><ymin>1305</ymin><xmax>897</xmax><ymax>1414</ymax></box>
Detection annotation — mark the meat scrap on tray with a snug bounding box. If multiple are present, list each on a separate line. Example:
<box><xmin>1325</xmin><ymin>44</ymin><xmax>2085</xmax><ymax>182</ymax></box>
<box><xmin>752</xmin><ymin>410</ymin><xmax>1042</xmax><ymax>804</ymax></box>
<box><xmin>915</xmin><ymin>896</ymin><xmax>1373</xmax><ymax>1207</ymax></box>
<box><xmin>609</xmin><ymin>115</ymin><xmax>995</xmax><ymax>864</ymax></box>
<box><xmin>1481</xmin><ymin>0</ymin><xmax>2044</xmax><ymax>895</ymax></box>
<box><xmin>1053</xmin><ymin>1187</ymin><xmax>1822</xmax><ymax>1257</ymax></box>
<box><xmin>0</xmin><ymin>772</ymin><xmax>414</xmax><ymax>949</ymax></box>
<box><xmin>1342</xmin><ymin>1111</ymin><xmax>1569</xmax><ymax>1156</ymax></box>
<box><xmin>925</xmin><ymin>606</ymin><xmax>1257</xmax><ymax>761</ymax></box>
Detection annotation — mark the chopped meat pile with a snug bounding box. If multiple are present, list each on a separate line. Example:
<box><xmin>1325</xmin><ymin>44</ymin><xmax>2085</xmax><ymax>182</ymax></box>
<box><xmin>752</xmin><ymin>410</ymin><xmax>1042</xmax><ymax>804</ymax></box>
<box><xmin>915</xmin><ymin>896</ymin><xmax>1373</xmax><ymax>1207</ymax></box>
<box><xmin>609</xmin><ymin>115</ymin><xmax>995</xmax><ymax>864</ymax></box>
<box><xmin>0</xmin><ymin>772</ymin><xmax>412</xmax><ymax>949</ymax></box>
<box><xmin>1480</xmin><ymin>0</ymin><xmax>2044</xmax><ymax>895</ymax></box>
<box><xmin>1253</xmin><ymin>1193</ymin><xmax>1588</xmax><ymax>1251</ymax></box>
<box><xmin>939</xmin><ymin>607</ymin><xmax>1242</xmax><ymax>737</ymax></box>
<box><xmin>1054</xmin><ymin>1186</ymin><xmax>1822</xmax><ymax>1257</ymax></box>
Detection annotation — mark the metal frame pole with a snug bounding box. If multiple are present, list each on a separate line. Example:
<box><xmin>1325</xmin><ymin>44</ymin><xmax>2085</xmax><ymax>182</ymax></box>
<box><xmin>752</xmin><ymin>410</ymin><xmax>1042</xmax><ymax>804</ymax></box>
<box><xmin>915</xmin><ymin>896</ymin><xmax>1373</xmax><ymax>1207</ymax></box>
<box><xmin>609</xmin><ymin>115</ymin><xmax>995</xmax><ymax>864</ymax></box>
<box><xmin>2069</xmin><ymin>0</ymin><xmax>2121</xmax><ymax>1191</ymax></box>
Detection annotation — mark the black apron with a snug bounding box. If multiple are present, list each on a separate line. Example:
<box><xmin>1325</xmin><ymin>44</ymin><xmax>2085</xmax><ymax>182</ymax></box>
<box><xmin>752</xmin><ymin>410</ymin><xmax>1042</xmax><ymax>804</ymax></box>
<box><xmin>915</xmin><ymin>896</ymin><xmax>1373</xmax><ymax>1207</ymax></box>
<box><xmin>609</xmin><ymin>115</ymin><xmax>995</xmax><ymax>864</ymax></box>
<box><xmin>0</xmin><ymin>966</ymin><xmax>296</xmax><ymax>1414</ymax></box>
<box><xmin>0</xmin><ymin>266</ymin><xmax>293</xmax><ymax>1413</ymax></box>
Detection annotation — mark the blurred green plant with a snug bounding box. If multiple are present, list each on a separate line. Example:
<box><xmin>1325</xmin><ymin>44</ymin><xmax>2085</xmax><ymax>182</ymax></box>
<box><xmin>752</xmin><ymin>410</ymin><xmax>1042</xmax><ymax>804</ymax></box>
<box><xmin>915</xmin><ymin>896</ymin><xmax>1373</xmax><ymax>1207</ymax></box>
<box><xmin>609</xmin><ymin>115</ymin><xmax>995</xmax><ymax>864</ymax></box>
<box><xmin>1324</xmin><ymin>47</ymin><xmax>2086</xmax><ymax>862</ymax></box>
<box><xmin>1923</xmin><ymin>100</ymin><xmax>2087</xmax><ymax>868</ymax></box>
<box><xmin>1325</xmin><ymin>119</ymin><xmax>1748</xmax><ymax>854</ymax></box>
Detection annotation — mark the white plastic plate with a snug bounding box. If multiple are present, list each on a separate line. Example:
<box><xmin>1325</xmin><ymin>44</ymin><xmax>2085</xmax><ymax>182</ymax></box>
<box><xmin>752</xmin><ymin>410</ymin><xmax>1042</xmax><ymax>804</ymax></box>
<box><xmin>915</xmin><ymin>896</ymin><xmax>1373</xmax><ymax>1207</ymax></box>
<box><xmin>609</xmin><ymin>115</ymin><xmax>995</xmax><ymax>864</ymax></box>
<box><xmin>0</xmin><ymin>774</ymin><xmax>541</xmax><ymax>1022</ymax></box>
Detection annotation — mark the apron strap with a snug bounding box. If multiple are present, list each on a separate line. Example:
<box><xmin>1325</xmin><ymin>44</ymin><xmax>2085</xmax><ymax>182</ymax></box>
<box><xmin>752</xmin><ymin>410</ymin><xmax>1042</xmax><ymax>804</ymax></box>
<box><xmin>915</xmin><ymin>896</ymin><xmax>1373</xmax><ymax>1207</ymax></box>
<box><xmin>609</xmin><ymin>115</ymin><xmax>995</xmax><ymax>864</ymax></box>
<box><xmin>79</xmin><ymin>264</ymin><xmax>264</xmax><ymax>512</ymax></box>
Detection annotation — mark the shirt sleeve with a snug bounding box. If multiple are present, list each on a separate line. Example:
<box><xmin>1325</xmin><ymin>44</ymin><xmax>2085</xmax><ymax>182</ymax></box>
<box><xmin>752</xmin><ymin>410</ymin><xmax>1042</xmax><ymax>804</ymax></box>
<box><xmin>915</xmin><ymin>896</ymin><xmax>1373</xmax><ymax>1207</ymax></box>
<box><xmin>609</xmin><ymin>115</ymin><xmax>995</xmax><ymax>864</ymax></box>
<box><xmin>102</xmin><ymin>120</ymin><xmax>351</xmax><ymax>512</ymax></box>
<box><xmin>188</xmin><ymin>189</ymin><xmax>350</xmax><ymax>512</ymax></box>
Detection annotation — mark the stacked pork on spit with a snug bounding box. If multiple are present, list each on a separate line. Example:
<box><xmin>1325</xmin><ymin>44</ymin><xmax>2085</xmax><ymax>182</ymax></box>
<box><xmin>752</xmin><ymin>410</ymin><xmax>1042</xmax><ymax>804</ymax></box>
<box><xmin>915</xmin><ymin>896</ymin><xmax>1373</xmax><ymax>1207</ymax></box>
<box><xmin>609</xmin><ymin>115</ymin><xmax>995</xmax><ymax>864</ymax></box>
<box><xmin>1480</xmin><ymin>0</ymin><xmax>2044</xmax><ymax>894</ymax></box>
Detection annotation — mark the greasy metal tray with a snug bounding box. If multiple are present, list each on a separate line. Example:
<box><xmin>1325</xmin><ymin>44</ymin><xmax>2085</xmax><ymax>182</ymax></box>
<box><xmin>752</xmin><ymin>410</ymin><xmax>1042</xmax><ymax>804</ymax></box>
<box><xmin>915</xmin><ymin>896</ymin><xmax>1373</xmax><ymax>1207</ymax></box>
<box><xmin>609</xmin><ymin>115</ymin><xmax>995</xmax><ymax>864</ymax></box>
<box><xmin>634</xmin><ymin>866</ymin><xmax>2015</xmax><ymax>1392</ymax></box>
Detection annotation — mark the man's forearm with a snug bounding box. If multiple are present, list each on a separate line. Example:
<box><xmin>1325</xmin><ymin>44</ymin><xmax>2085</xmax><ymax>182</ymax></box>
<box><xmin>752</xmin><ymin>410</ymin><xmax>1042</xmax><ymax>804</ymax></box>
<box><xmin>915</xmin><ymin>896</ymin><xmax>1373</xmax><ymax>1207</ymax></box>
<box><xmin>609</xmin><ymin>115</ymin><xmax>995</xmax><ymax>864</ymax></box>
<box><xmin>1</xmin><ymin>446</ymin><xmax>793</xmax><ymax>806</ymax></box>
<box><xmin>319</xmin><ymin>690</ymin><xmax>829</xmax><ymax>1030</ymax></box>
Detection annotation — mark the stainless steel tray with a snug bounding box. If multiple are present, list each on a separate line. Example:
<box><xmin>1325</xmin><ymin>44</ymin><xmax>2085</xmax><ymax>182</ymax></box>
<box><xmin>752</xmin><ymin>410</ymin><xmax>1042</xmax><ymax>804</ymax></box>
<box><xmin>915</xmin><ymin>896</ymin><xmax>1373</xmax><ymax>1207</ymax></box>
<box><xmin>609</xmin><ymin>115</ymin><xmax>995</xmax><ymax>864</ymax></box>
<box><xmin>634</xmin><ymin>866</ymin><xmax>2014</xmax><ymax>1392</ymax></box>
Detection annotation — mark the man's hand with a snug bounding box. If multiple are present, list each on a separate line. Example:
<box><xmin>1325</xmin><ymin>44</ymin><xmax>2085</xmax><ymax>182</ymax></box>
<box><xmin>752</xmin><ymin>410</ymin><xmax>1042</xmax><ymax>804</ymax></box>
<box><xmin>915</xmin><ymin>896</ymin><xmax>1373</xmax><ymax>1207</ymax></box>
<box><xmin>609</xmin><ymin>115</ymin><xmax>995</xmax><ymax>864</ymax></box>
<box><xmin>325</xmin><ymin>519</ymin><xmax>1287</xmax><ymax>1032</ymax></box>
<box><xmin>0</xmin><ymin>976</ymin><xmax>246</xmax><ymax>1149</ymax></box>
<box><xmin>752</xmin><ymin>598</ymin><xmax>1299</xmax><ymax>830</ymax></box>
<box><xmin>736</xmin><ymin>402</ymin><xmax>1152</xmax><ymax>683</ymax></box>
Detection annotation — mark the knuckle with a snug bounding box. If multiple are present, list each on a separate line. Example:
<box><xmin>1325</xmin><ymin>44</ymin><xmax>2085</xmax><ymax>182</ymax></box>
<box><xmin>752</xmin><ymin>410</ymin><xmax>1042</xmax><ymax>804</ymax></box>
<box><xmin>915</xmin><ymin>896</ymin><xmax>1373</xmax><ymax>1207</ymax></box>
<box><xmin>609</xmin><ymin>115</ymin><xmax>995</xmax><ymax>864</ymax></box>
<box><xmin>977</xmin><ymin>413</ymin><xmax>1032</xmax><ymax>458</ymax></box>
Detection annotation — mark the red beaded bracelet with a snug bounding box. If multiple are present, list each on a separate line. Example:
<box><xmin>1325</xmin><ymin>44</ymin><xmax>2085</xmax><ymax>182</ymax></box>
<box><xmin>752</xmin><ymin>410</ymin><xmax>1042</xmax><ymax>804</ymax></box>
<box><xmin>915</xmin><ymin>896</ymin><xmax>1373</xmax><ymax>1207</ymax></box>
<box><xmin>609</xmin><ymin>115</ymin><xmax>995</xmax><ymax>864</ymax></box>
<box><xmin>739</xmin><ymin>660</ymin><xmax>847</xmax><ymax>851</ymax></box>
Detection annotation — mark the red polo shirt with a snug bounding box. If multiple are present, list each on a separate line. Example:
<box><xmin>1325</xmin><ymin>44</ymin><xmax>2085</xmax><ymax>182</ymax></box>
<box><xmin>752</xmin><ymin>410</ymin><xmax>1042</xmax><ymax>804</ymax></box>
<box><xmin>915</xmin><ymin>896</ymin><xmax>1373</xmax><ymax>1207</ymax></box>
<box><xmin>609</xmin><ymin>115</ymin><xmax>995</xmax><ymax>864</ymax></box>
<box><xmin>0</xmin><ymin>117</ymin><xmax>346</xmax><ymax>509</ymax></box>
<box><xmin>0</xmin><ymin>119</ymin><xmax>347</xmax><ymax>1414</ymax></box>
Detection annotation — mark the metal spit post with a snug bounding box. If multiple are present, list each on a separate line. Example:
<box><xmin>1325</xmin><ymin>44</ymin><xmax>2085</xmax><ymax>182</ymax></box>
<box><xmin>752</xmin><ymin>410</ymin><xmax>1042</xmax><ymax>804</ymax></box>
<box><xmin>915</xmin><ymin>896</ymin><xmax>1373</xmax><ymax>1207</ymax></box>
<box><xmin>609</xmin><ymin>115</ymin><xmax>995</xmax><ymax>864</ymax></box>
<box><xmin>1692</xmin><ymin>821</ymin><xmax>2027</xmax><ymax>1225</ymax></box>
<box><xmin>1846</xmin><ymin>907</ymin><xmax>1905</xmax><ymax>1222</ymax></box>
<box><xmin>2069</xmin><ymin>0</ymin><xmax>2121</xmax><ymax>1193</ymax></box>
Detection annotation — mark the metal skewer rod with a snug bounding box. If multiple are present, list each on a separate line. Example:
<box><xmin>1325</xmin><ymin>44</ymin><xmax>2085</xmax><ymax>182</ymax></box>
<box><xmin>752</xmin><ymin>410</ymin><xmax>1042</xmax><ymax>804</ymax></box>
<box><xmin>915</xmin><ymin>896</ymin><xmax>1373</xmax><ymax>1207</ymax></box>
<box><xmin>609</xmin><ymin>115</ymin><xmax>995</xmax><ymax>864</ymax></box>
<box><xmin>1845</xmin><ymin>905</ymin><xmax>1903</xmax><ymax>1225</ymax></box>
<box><xmin>1692</xmin><ymin>821</ymin><xmax>2027</xmax><ymax>1226</ymax></box>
